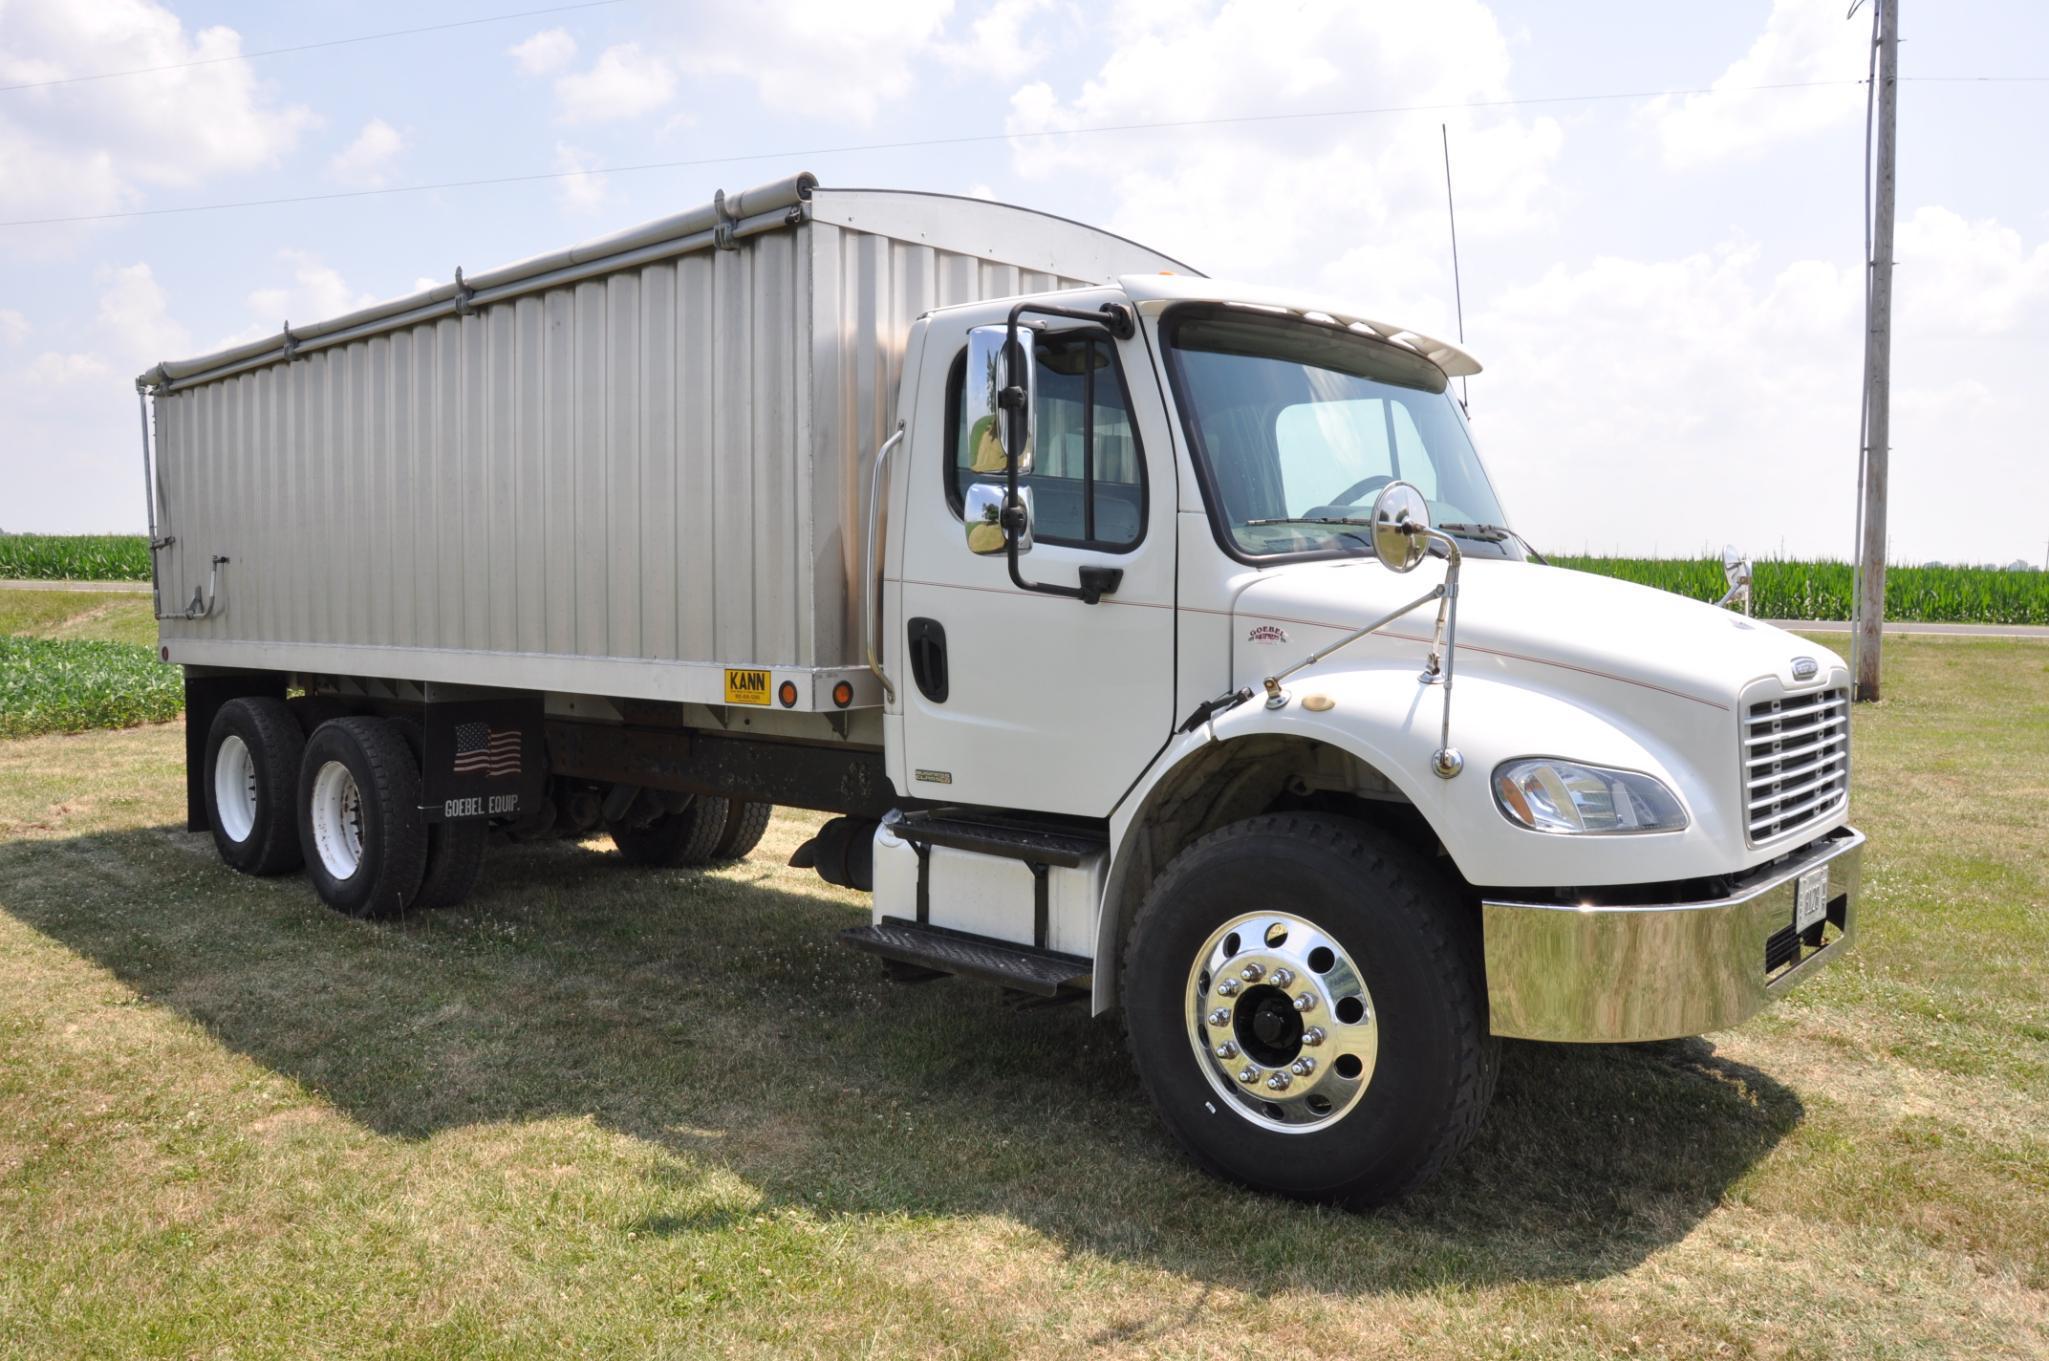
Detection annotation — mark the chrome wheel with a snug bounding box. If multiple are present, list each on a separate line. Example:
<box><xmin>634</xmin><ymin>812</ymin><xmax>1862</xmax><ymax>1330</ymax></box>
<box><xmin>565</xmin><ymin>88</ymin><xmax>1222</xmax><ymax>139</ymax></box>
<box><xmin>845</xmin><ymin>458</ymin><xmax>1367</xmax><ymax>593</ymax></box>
<box><xmin>212</xmin><ymin>734</ymin><xmax>258</xmax><ymax>844</ymax></box>
<box><xmin>1185</xmin><ymin>910</ymin><xmax>1379</xmax><ymax>1132</ymax></box>
<box><xmin>308</xmin><ymin>759</ymin><xmax>365</xmax><ymax>880</ymax></box>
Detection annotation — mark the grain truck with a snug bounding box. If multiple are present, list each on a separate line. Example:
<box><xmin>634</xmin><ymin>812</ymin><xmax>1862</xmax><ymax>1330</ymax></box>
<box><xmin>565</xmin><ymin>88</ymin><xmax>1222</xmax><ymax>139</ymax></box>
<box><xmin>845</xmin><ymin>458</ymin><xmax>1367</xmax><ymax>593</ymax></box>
<box><xmin>136</xmin><ymin>172</ymin><xmax>1863</xmax><ymax>1204</ymax></box>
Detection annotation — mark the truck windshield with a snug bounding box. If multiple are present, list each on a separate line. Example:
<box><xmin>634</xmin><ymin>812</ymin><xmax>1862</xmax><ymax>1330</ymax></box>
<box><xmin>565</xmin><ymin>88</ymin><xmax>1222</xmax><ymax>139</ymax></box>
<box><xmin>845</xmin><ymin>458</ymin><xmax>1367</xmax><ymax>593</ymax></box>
<box><xmin>1162</xmin><ymin>307</ymin><xmax>1509</xmax><ymax>560</ymax></box>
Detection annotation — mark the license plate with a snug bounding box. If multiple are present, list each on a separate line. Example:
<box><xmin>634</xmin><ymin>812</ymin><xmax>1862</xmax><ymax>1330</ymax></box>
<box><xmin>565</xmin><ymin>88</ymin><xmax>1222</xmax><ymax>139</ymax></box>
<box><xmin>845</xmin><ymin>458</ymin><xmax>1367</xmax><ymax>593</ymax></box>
<box><xmin>1794</xmin><ymin>866</ymin><xmax>1829</xmax><ymax>934</ymax></box>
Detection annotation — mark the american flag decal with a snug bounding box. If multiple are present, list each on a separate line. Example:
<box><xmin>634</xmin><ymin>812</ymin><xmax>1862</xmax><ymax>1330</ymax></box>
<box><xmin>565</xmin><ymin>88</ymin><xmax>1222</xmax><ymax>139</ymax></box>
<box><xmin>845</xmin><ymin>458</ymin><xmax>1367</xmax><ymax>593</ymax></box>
<box><xmin>451</xmin><ymin>722</ymin><xmax>522</xmax><ymax>777</ymax></box>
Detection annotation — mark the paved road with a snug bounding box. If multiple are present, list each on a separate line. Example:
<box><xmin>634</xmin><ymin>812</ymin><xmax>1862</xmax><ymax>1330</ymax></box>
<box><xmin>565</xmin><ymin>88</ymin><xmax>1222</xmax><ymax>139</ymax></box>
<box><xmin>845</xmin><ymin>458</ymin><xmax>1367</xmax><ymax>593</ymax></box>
<box><xmin>0</xmin><ymin>579</ymin><xmax>150</xmax><ymax>593</ymax></box>
<box><xmin>1772</xmin><ymin>619</ymin><xmax>2049</xmax><ymax>639</ymax></box>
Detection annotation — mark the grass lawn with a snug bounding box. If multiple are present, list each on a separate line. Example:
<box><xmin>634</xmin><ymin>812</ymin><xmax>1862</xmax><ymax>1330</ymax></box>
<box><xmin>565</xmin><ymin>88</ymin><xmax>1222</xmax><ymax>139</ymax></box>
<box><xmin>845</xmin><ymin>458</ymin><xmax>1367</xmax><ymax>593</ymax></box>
<box><xmin>0</xmin><ymin>588</ymin><xmax>158</xmax><ymax>648</ymax></box>
<box><xmin>0</xmin><ymin>636</ymin><xmax>2043</xmax><ymax>1358</ymax></box>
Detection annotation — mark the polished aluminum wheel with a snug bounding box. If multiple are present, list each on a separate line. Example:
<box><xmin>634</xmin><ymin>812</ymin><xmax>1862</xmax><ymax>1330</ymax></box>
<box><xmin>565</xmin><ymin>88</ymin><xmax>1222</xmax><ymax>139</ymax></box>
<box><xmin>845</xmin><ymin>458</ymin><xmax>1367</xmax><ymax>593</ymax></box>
<box><xmin>308</xmin><ymin>759</ymin><xmax>365</xmax><ymax>880</ymax></box>
<box><xmin>1185</xmin><ymin>910</ymin><xmax>1379</xmax><ymax>1132</ymax></box>
<box><xmin>213</xmin><ymin>734</ymin><xmax>258</xmax><ymax>844</ymax></box>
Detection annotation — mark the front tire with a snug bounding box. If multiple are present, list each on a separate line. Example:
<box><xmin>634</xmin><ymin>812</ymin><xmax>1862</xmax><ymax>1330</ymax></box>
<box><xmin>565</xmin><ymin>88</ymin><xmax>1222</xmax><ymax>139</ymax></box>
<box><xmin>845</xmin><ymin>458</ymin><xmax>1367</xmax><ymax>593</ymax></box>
<box><xmin>204</xmin><ymin>697</ymin><xmax>305</xmax><ymax>875</ymax></box>
<box><xmin>297</xmin><ymin>717</ymin><xmax>429</xmax><ymax>918</ymax></box>
<box><xmin>1122</xmin><ymin>813</ymin><xmax>1497</xmax><ymax>1206</ymax></box>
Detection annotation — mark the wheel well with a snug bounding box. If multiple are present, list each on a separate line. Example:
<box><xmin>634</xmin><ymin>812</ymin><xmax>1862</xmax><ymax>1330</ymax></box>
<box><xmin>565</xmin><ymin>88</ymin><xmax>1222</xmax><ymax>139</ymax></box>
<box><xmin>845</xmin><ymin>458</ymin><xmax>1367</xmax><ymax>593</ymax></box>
<box><xmin>1095</xmin><ymin>736</ymin><xmax>1463</xmax><ymax>1012</ymax></box>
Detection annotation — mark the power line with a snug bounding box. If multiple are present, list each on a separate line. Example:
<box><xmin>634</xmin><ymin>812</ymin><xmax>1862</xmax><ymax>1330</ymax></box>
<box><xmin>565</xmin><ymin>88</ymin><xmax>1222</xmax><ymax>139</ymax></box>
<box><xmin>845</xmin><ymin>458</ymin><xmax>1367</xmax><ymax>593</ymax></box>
<box><xmin>0</xmin><ymin>77</ymin><xmax>1882</xmax><ymax>229</ymax></box>
<box><xmin>0</xmin><ymin>0</ymin><xmax>625</xmax><ymax>94</ymax></box>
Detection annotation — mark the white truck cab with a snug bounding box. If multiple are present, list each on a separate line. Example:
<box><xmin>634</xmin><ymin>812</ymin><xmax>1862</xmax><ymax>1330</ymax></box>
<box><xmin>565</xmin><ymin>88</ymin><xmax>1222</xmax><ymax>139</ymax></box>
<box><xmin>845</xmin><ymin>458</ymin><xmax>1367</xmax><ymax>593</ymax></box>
<box><xmin>143</xmin><ymin>177</ymin><xmax>1860</xmax><ymax>1205</ymax></box>
<box><xmin>854</xmin><ymin>270</ymin><xmax>1860</xmax><ymax>1199</ymax></box>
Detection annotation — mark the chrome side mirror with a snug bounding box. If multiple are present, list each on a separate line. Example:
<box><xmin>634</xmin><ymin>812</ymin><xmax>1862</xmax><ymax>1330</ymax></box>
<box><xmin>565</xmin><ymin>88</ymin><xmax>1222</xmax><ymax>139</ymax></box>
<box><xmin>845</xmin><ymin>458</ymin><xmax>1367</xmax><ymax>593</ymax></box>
<box><xmin>1370</xmin><ymin>481</ymin><xmax>1432</xmax><ymax>573</ymax></box>
<box><xmin>963</xmin><ymin>481</ymin><xmax>1032</xmax><ymax>556</ymax></box>
<box><xmin>966</xmin><ymin>324</ymin><xmax>1033</xmax><ymax>475</ymax></box>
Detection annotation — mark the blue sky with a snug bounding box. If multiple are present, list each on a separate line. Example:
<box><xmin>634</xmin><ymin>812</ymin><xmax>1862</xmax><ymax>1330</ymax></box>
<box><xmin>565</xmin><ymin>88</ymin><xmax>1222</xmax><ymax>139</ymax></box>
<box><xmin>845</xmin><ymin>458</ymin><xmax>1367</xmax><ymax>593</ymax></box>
<box><xmin>2</xmin><ymin>0</ymin><xmax>2044</xmax><ymax>565</ymax></box>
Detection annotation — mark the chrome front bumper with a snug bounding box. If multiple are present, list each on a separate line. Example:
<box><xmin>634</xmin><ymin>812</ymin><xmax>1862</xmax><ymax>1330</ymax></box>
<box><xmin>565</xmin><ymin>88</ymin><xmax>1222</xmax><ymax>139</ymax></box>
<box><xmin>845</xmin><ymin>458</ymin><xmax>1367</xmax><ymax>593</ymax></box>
<box><xmin>1481</xmin><ymin>827</ymin><xmax>1863</xmax><ymax>1043</ymax></box>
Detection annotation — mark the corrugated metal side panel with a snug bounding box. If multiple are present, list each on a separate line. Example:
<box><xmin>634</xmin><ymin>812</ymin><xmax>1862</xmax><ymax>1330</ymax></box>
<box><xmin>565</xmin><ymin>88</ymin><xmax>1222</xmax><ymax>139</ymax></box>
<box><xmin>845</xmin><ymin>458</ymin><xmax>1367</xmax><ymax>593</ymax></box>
<box><xmin>156</xmin><ymin>212</ymin><xmax>1107</xmax><ymax>682</ymax></box>
<box><xmin>801</xmin><ymin>221</ymin><xmax>1094</xmax><ymax>665</ymax></box>
<box><xmin>160</xmin><ymin>231</ymin><xmax>824</xmax><ymax>669</ymax></box>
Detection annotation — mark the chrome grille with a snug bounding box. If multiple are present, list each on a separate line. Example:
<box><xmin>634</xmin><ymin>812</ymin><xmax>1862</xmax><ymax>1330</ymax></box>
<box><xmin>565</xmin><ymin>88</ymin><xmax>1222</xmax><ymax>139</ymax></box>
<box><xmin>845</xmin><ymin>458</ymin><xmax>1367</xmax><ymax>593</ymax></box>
<box><xmin>1742</xmin><ymin>685</ymin><xmax>1849</xmax><ymax>844</ymax></box>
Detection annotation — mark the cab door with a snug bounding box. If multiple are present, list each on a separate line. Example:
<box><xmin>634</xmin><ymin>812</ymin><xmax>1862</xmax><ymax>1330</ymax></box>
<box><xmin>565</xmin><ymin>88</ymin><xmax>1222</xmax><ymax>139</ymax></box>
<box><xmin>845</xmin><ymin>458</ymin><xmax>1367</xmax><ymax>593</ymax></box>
<box><xmin>892</xmin><ymin>300</ymin><xmax>1178</xmax><ymax>818</ymax></box>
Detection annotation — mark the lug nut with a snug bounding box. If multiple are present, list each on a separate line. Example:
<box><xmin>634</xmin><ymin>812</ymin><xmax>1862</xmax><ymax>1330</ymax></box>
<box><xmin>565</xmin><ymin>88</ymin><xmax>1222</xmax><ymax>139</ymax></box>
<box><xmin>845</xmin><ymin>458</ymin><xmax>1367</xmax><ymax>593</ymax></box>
<box><xmin>1237</xmin><ymin>1065</ymin><xmax>1261</xmax><ymax>1084</ymax></box>
<box><xmin>1216</xmin><ymin>977</ymin><xmax>1241</xmax><ymax>997</ymax></box>
<box><xmin>1214</xmin><ymin>1040</ymin><xmax>1239</xmax><ymax>1059</ymax></box>
<box><xmin>1269</xmin><ymin>967</ymin><xmax>1295</xmax><ymax>987</ymax></box>
<box><xmin>1290</xmin><ymin>1057</ymin><xmax>1316</xmax><ymax>1077</ymax></box>
<box><xmin>1293</xmin><ymin>991</ymin><xmax>1319</xmax><ymax>1013</ymax></box>
<box><xmin>1240</xmin><ymin>962</ymin><xmax>1265</xmax><ymax>982</ymax></box>
<box><xmin>1206</xmin><ymin>1008</ymin><xmax>1231</xmax><ymax>1028</ymax></box>
<box><xmin>1301</xmin><ymin>1026</ymin><xmax>1326</xmax><ymax>1047</ymax></box>
<box><xmin>1265</xmin><ymin>1072</ymin><xmax>1293</xmax><ymax>1091</ymax></box>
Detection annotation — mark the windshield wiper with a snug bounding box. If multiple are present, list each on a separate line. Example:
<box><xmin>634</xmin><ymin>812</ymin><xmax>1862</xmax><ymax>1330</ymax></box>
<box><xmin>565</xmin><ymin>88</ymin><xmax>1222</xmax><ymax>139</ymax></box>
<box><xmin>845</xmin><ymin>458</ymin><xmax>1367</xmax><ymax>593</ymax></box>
<box><xmin>1241</xmin><ymin>516</ymin><xmax>1373</xmax><ymax>551</ymax></box>
<box><xmin>1438</xmin><ymin>522</ymin><xmax>1547</xmax><ymax>564</ymax></box>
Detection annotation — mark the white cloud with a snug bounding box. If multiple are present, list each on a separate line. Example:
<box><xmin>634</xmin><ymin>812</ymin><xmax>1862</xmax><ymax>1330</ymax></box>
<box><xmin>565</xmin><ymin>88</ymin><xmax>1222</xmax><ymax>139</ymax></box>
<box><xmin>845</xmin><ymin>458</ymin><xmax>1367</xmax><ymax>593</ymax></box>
<box><xmin>676</xmin><ymin>0</ymin><xmax>950</xmax><ymax>122</ymax></box>
<box><xmin>1469</xmin><ymin>209</ymin><xmax>2048</xmax><ymax>564</ymax></box>
<box><xmin>1646</xmin><ymin>0</ymin><xmax>1870</xmax><ymax>168</ymax></box>
<box><xmin>327</xmin><ymin>118</ymin><xmax>405</xmax><ymax>188</ymax></box>
<box><xmin>1893</xmin><ymin>206</ymin><xmax>2049</xmax><ymax>337</ymax></box>
<box><xmin>97</xmin><ymin>262</ymin><xmax>190</xmax><ymax>368</ymax></box>
<box><xmin>1004</xmin><ymin>0</ymin><xmax>1561</xmax><ymax>336</ymax></box>
<box><xmin>0</xmin><ymin>309</ymin><xmax>27</xmax><ymax>346</ymax></box>
<box><xmin>554</xmin><ymin>42</ymin><xmax>677</xmax><ymax>123</ymax></box>
<box><xmin>23</xmin><ymin>351</ymin><xmax>109</xmax><ymax>384</ymax></box>
<box><xmin>236</xmin><ymin>251</ymin><xmax>377</xmax><ymax>339</ymax></box>
<box><xmin>537</xmin><ymin>1</ymin><xmax>1057</xmax><ymax>128</ymax></box>
<box><xmin>552</xmin><ymin>142</ymin><xmax>610</xmax><ymax>213</ymax></box>
<box><xmin>508</xmin><ymin>27</ymin><xmax>577</xmax><ymax>76</ymax></box>
<box><xmin>0</xmin><ymin>0</ymin><xmax>316</xmax><ymax>230</ymax></box>
<box><xmin>0</xmin><ymin>264</ymin><xmax>191</xmax><ymax>532</ymax></box>
<box><xmin>932</xmin><ymin>0</ymin><xmax>1053</xmax><ymax>82</ymax></box>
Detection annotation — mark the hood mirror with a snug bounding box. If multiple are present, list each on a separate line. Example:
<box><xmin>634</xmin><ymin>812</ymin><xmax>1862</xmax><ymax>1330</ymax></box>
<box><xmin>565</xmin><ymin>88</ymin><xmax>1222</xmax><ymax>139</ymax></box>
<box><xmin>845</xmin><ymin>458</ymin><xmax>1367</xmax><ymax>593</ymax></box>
<box><xmin>1370</xmin><ymin>481</ymin><xmax>1431</xmax><ymax>573</ymax></box>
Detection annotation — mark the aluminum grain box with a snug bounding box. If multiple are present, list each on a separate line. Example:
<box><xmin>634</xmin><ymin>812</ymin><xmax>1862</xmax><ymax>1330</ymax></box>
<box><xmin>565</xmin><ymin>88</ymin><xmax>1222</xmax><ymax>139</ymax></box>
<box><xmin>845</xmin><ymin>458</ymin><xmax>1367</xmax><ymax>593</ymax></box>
<box><xmin>139</xmin><ymin>172</ymin><xmax>1194</xmax><ymax>709</ymax></box>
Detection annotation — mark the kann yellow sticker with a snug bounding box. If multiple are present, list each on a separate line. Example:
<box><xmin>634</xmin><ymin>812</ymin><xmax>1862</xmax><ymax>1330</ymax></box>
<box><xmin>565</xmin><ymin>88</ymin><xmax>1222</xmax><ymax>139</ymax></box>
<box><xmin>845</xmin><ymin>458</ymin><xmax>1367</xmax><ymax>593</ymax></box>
<box><xmin>724</xmin><ymin>668</ymin><xmax>772</xmax><ymax>706</ymax></box>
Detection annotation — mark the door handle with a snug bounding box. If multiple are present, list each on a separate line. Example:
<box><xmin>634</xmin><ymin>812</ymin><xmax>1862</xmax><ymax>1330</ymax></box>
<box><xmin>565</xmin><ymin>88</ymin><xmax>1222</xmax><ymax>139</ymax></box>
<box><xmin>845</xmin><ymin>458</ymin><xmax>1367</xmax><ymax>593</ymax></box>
<box><xmin>907</xmin><ymin>617</ymin><xmax>949</xmax><ymax>703</ymax></box>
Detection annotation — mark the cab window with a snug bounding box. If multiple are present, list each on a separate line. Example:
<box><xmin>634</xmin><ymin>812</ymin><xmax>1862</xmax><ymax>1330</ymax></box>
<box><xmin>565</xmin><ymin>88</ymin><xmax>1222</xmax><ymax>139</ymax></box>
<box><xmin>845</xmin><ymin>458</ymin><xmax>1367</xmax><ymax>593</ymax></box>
<box><xmin>945</xmin><ymin>331</ymin><xmax>1144</xmax><ymax>550</ymax></box>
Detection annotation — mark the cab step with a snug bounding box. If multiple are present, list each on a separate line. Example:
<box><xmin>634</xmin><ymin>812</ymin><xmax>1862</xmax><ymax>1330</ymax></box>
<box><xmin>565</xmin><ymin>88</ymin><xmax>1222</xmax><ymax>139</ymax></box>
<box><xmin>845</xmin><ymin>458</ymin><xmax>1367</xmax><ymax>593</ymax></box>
<box><xmin>840</xmin><ymin>917</ymin><xmax>1092</xmax><ymax>997</ymax></box>
<box><xmin>891</xmin><ymin>810</ymin><xmax>1108</xmax><ymax>867</ymax></box>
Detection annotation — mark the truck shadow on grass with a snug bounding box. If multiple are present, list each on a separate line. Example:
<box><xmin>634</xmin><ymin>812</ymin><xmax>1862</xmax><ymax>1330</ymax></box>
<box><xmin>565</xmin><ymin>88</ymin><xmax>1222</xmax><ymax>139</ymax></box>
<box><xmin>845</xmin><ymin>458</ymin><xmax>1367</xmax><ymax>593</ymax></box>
<box><xmin>5</xmin><ymin>823</ymin><xmax>1804</xmax><ymax>1297</ymax></box>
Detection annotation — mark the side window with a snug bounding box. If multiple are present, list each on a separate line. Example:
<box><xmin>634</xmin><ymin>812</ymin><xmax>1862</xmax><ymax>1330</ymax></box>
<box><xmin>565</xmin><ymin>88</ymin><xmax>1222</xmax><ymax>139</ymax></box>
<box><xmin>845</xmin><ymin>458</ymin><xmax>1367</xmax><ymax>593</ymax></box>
<box><xmin>946</xmin><ymin>332</ymin><xmax>1144</xmax><ymax>550</ymax></box>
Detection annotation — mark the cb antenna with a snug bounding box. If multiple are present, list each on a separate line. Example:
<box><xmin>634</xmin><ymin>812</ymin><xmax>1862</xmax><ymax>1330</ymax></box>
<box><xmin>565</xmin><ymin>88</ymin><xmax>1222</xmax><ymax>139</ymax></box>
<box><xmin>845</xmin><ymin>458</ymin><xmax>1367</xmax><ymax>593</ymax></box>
<box><xmin>1440</xmin><ymin>122</ymin><xmax>1469</xmax><ymax>407</ymax></box>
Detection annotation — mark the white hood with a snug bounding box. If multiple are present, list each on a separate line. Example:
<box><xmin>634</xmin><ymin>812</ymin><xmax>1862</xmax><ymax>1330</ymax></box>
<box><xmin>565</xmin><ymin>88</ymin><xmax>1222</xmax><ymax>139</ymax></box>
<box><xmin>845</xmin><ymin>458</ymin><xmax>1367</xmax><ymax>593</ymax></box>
<box><xmin>1232</xmin><ymin>557</ymin><xmax>1840</xmax><ymax>706</ymax></box>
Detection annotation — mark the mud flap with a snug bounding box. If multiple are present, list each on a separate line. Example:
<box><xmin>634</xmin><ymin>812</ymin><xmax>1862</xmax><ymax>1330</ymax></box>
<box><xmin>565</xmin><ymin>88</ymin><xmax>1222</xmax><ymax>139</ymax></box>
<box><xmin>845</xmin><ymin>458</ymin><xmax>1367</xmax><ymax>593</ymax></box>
<box><xmin>419</xmin><ymin>695</ymin><xmax>545</xmax><ymax>823</ymax></box>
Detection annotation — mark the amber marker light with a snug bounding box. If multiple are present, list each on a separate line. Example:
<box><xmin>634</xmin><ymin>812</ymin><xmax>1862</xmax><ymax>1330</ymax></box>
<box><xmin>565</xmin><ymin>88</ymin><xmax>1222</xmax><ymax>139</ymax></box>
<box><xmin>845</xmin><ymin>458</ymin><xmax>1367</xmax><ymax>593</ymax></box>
<box><xmin>777</xmin><ymin>680</ymin><xmax>798</xmax><ymax>708</ymax></box>
<box><xmin>832</xmin><ymin>680</ymin><xmax>854</xmax><ymax>708</ymax></box>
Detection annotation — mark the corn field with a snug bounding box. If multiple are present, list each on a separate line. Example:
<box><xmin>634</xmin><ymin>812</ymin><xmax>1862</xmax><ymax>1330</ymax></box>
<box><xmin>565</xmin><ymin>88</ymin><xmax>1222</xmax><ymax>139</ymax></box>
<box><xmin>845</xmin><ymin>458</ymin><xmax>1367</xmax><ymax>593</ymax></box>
<box><xmin>0</xmin><ymin>534</ymin><xmax>152</xmax><ymax>581</ymax></box>
<box><xmin>1556</xmin><ymin>556</ymin><xmax>2049</xmax><ymax>625</ymax></box>
<box><xmin>3</xmin><ymin>534</ymin><xmax>2043</xmax><ymax>624</ymax></box>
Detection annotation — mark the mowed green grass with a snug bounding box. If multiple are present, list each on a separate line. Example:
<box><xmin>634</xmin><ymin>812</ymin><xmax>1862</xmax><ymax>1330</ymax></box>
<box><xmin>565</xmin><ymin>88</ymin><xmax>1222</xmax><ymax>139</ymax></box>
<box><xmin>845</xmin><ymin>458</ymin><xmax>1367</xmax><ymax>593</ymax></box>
<box><xmin>0</xmin><ymin>638</ymin><xmax>2044</xmax><ymax>1359</ymax></box>
<box><xmin>0</xmin><ymin>590</ymin><xmax>175</xmax><ymax>739</ymax></box>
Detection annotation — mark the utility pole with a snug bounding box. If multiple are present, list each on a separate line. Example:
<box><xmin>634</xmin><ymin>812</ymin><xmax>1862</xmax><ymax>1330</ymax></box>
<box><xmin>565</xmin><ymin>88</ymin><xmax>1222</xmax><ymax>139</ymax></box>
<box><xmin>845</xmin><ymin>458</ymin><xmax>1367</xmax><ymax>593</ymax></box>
<box><xmin>1854</xmin><ymin>0</ymin><xmax>1898</xmax><ymax>702</ymax></box>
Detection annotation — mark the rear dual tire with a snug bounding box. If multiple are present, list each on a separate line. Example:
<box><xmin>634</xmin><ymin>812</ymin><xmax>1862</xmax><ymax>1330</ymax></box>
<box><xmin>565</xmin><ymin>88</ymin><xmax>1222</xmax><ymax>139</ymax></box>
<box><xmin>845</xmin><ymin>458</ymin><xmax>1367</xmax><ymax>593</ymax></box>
<box><xmin>204</xmin><ymin>697</ymin><xmax>305</xmax><ymax>875</ymax></box>
<box><xmin>297</xmin><ymin>717</ymin><xmax>429</xmax><ymax>919</ymax></box>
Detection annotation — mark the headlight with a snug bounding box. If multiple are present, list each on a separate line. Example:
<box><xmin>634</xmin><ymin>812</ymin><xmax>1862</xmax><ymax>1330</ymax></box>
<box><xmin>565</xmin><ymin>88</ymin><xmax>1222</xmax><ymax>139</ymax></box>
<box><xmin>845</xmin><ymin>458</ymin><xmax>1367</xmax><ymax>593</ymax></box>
<box><xmin>1491</xmin><ymin>759</ymin><xmax>1688</xmax><ymax>835</ymax></box>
